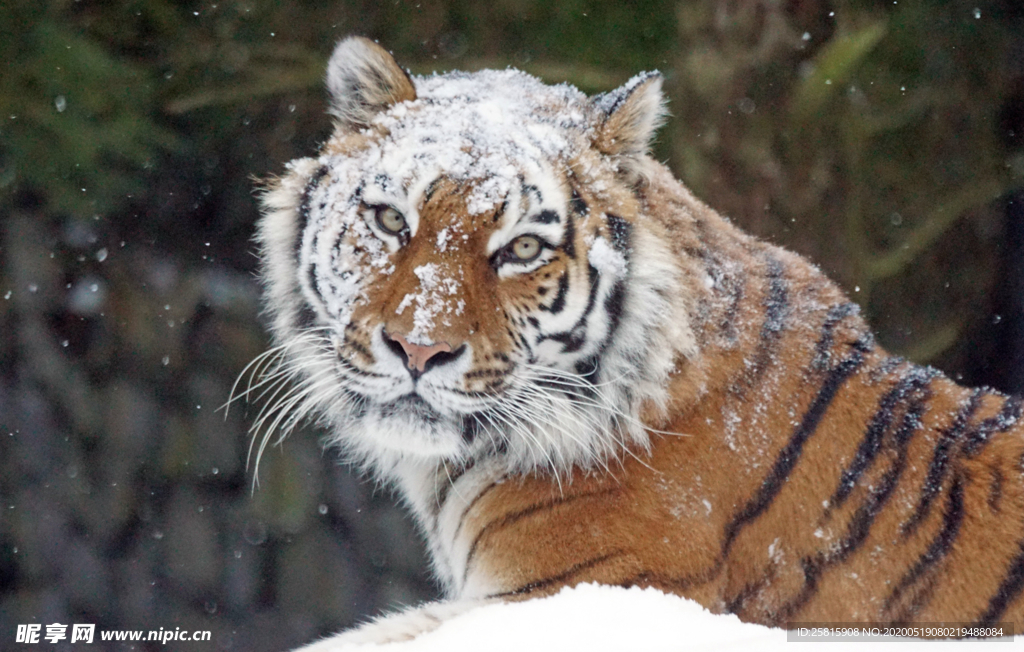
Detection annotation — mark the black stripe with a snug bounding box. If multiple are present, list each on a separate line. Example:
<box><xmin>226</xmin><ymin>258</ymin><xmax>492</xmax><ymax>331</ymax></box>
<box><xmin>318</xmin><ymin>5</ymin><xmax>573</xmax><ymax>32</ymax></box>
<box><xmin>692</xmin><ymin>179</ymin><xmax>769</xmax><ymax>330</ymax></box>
<box><xmin>779</xmin><ymin>380</ymin><xmax>933</xmax><ymax>622</ymax></box>
<box><xmin>962</xmin><ymin>395</ymin><xmax>1023</xmax><ymax>457</ymax></box>
<box><xmin>775</xmin><ymin>558</ymin><xmax>823</xmax><ymax>627</ymax></box>
<box><xmin>296</xmin><ymin>304</ymin><xmax>318</xmax><ymax>330</ymax></box>
<box><xmin>604</xmin><ymin>213</ymin><xmax>632</xmax><ymax>252</ymax></box>
<box><xmin>486</xmin><ymin>550</ymin><xmax>624</xmax><ymax>599</ymax></box>
<box><xmin>731</xmin><ymin>252</ymin><xmax>790</xmax><ymax>393</ymax></box>
<box><xmin>841</xmin><ymin>387</ymin><xmax>930</xmax><ymax>555</ymax></box>
<box><xmin>435</xmin><ymin>458</ymin><xmax>476</xmax><ymax>510</ymax></box>
<box><xmin>297</xmin><ymin>168</ymin><xmax>329</xmax><ymax>328</ymax></box>
<box><xmin>761</xmin><ymin>255</ymin><xmax>789</xmax><ymax>338</ymax></box>
<box><xmin>492</xmin><ymin>198</ymin><xmax>508</xmax><ymax>224</ymax></box>
<box><xmin>301</xmin><ymin>170</ymin><xmax>345</xmax><ymax>330</ymax></box>
<box><xmin>559</xmin><ymin>280</ymin><xmax>628</xmax><ymax>397</ymax></box>
<box><xmin>883</xmin><ymin>474</ymin><xmax>965</xmax><ymax>616</ymax></box>
<box><xmin>812</xmin><ymin>303</ymin><xmax>860</xmax><ymax>370</ymax></box>
<box><xmin>336</xmin><ymin>357</ymin><xmax>388</xmax><ymax>379</ymax></box>
<box><xmin>532</xmin><ymin>210</ymin><xmax>559</xmax><ymax>225</ymax></box>
<box><xmin>719</xmin><ymin>263</ymin><xmax>745</xmax><ymax>344</ymax></box>
<box><xmin>343</xmin><ymin>336</ymin><xmax>373</xmax><ymax>361</ymax></box>
<box><xmin>541</xmin><ymin>272</ymin><xmax>569</xmax><ymax>313</ymax></box>
<box><xmin>449</xmin><ymin>479</ymin><xmax>502</xmax><ymax>552</ymax></box>
<box><xmin>570</xmin><ymin>187</ymin><xmax>589</xmax><ymax>216</ymax></box>
<box><xmin>295</xmin><ymin>166</ymin><xmax>328</xmax><ymax>263</ymax></box>
<box><xmin>449</xmin><ymin>385</ymin><xmax>506</xmax><ymax>399</ymax></box>
<box><xmin>977</xmin><ymin>538</ymin><xmax>1024</xmax><ymax>627</ymax></box>
<box><xmin>423</xmin><ymin>177</ymin><xmax>443</xmax><ymax>202</ymax></box>
<box><xmin>460</xmin><ymin>416</ymin><xmax>483</xmax><ymax>445</ymax></box>
<box><xmin>868</xmin><ymin>355</ymin><xmax>909</xmax><ymax>383</ymax></box>
<box><xmin>683</xmin><ymin>245</ymin><xmax>714</xmax><ymax>339</ymax></box>
<box><xmin>577</xmin><ymin>264</ymin><xmax>603</xmax><ymax>330</ymax></box>
<box><xmin>562</xmin><ymin>211</ymin><xmax>576</xmax><ymax>259</ymax></box>
<box><xmin>827</xmin><ymin>368</ymin><xmax>934</xmax><ymax>514</ymax></box>
<box><xmin>693</xmin><ymin>217</ymin><xmax>745</xmax><ymax>344</ymax></box>
<box><xmin>569</xmin><ymin>357</ymin><xmax>601</xmax><ymax>402</ymax></box>
<box><xmin>521</xmin><ymin>183</ymin><xmax>542</xmax><ymax>206</ymax></box>
<box><xmin>722</xmin><ymin>334</ymin><xmax>871</xmax><ymax>557</ymax></box>
<box><xmin>538</xmin><ymin>264</ymin><xmax>600</xmax><ymax>353</ymax></box>
<box><xmin>531</xmin><ymin>365</ymin><xmax>598</xmax><ymax>402</ymax></box>
<box><xmin>304</xmin><ymin>248</ymin><xmax>319</xmax><ymax>315</ymax></box>
<box><xmin>988</xmin><ymin>466</ymin><xmax>1005</xmax><ymax>512</ymax></box>
<box><xmin>464</xmin><ymin>367</ymin><xmax>510</xmax><ymax>379</ymax></box>
<box><xmin>462</xmin><ymin>487</ymin><xmax>619</xmax><ymax>585</ymax></box>
<box><xmin>901</xmin><ymin>388</ymin><xmax>983</xmax><ymax>537</ymax></box>
<box><xmin>725</xmin><ymin>565</ymin><xmax>778</xmax><ymax>617</ymax></box>
<box><xmin>603</xmin><ymin>280</ymin><xmax>626</xmax><ymax>340</ymax></box>
<box><xmin>345</xmin><ymin>389</ymin><xmax>366</xmax><ymax>419</ymax></box>
<box><xmin>373</xmin><ymin>172</ymin><xmax>393</xmax><ymax>192</ymax></box>
<box><xmin>542</xmin><ymin>330</ymin><xmax>586</xmax><ymax>353</ymax></box>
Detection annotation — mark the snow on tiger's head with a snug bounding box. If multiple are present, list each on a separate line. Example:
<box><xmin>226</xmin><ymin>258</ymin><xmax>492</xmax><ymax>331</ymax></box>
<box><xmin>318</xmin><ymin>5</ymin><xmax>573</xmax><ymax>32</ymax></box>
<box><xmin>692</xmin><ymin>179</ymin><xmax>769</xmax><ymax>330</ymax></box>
<box><xmin>254</xmin><ymin>37</ymin><xmax>688</xmax><ymax>477</ymax></box>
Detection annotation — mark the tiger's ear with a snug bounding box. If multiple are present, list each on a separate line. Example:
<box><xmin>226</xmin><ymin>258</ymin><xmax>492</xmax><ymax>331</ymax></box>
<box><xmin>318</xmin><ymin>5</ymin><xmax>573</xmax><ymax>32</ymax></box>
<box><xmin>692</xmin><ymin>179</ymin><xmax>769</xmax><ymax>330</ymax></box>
<box><xmin>326</xmin><ymin>36</ymin><xmax>417</xmax><ymax>129</ymax></box>
<box><xmin>592</xmin><ymin>72</ymin><xmax>666</xmax><ymax>166</ymax></box>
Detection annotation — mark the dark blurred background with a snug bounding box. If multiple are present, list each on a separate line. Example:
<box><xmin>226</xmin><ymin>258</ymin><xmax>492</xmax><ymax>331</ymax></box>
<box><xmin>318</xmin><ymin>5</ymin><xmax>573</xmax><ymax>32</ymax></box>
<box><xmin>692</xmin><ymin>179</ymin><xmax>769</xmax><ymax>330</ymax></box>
<box><xmin>2</xmin><ymin>1</ymin><xmax>1023</xmax><ymax>650</ymax></box>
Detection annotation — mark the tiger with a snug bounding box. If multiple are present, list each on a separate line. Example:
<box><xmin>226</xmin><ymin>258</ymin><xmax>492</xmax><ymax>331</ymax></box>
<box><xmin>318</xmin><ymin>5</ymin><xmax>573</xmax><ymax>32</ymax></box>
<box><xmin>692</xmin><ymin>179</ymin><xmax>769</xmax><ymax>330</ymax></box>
<box><xmin>252</xmin><ymin>36</ymin><xmax>1024</xmax><ymax>648</ymax></box>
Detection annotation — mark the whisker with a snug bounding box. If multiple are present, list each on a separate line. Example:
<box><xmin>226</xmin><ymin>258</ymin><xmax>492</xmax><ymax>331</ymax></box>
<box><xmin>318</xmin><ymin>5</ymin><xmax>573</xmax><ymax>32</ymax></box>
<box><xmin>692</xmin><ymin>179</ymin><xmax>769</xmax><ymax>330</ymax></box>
<box><xmin>247</xmin><ymin>363</ymin><xmax>344</xmax><ymax>485</ymax></box>
<box><xmin>501</xmin><ymin>390</ymin><xmax>607</xmax><ymax>475</ymax></box>
<box><xmin>507</xmin><ymin>386</ymin><xmax>615</xmax><ymax>472</ymax></box>
<box><xmin>514</xmin><ymin>366</ymin><xmax>689</xmax><ymax>439</ymax></box>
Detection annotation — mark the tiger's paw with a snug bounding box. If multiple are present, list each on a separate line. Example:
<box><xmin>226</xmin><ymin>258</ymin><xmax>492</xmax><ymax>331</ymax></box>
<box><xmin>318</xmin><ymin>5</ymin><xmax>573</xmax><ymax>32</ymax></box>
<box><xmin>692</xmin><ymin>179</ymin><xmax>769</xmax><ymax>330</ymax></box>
<box><xmin>291</xmin><ymin>599</ymin><xmax>494</xmax><ymax>650</ymax></box>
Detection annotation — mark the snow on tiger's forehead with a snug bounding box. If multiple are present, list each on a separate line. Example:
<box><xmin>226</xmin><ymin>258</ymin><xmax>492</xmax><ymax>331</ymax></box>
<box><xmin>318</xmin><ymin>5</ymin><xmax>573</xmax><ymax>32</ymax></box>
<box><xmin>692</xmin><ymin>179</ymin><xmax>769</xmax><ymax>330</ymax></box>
<box><xmin>320</xmin><ymin>68</ymin><xmax>591</xmax><ymax>215</ymax></box>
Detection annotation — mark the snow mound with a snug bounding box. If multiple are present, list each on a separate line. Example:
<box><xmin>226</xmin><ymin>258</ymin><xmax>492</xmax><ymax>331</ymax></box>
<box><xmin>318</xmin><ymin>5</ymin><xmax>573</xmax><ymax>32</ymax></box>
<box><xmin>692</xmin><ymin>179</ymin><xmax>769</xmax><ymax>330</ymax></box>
<box><xmin>351</xmin><ymin>584</ymin><xmax>1012</xmax><ymax>652</ymax></box>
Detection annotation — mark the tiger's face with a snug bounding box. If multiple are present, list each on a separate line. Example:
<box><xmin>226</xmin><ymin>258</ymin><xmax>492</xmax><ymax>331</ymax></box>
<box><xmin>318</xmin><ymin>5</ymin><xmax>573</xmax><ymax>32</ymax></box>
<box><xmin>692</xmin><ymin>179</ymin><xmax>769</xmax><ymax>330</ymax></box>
<box><xmin>257</xmin><ymin>38</ymin><xmax>689</xmax><ymax>476</ymax></box>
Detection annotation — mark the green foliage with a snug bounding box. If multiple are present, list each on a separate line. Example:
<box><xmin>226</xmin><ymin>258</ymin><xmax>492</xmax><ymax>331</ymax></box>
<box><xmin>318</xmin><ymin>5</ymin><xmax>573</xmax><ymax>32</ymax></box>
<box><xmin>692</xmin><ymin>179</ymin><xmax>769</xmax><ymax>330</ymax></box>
<box><xmin>790</xmin><ymin>21</ymin><xmax>887</xmax><ymax>122</ymax></box>
<box><xmin>670</xmin><ymin>0</ymin><xmax>1017</xmax><ymax>361</ymax></box>
<box><xmin>0</xmin><ymin>1</ymin><xmax>180</xmax><ymax>218</ymax></box>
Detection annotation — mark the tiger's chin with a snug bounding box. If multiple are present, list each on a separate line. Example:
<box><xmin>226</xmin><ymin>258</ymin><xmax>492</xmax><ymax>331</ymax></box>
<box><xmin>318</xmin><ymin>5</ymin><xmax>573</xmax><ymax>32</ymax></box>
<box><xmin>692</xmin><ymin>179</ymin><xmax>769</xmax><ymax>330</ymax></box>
<box><xmin>333</xmin><ymin>395</ymin><xmax>468</xmax><ymax>466</ymax></box>
<box><xmin>328</xmin><ymin>381</ymin><xmax>650</xmax><ymax>479</ymax></box>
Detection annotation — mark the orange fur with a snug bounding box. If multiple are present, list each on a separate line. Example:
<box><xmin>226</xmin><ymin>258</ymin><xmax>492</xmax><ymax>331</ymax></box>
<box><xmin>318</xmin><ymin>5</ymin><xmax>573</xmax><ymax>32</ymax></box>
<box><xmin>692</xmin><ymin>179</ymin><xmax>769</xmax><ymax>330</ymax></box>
<box><xmin>260</xmin><ymin>40</ymin><xmax>1024</xmax><ymax>645</ymax></box>
<box><xmin>459</xmin><ymin>165</ymin><xmax>1024</xmax><ymax>632</ymax></box>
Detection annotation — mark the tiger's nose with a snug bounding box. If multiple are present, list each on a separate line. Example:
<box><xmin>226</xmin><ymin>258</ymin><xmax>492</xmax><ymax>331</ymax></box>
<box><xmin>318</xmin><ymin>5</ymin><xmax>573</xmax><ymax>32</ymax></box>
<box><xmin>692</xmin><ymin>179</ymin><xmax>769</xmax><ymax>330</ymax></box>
<box><xmin>383</xmin><ymin>331</ymin><xmax>462</xmax><ymax>378</ymax></box>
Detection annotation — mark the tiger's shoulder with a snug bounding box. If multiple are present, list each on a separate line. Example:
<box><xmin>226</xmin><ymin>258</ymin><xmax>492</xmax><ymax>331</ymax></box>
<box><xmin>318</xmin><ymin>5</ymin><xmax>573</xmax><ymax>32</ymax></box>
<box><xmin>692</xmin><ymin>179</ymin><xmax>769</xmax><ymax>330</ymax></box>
<box><xmin>460</xmin><ymin>159</ymin><xmax>1024</xmax><ymax>629</ymax></box>
<box><xmin>451</xmin><ymin>155</ymin><xmax>1024</xmax><ymax>631</ymax></box>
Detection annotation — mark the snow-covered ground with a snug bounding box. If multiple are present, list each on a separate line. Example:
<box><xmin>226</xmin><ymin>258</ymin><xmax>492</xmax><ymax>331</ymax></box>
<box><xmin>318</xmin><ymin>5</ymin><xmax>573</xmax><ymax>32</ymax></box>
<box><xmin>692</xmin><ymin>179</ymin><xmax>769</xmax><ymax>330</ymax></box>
<box><xmin>344</xmin><ymin>584</ymin><xmax>1015</xmax><ymax>651</ymax></box>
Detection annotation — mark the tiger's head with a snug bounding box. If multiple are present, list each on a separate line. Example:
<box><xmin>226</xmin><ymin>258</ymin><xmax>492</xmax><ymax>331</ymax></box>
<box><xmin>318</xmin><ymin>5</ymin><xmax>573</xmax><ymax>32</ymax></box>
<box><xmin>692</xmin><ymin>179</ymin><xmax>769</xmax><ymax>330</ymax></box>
<box><xmin>256</xmin><ymin>37</ymin><xmax>693</xmax><ymax>478</ymax></box>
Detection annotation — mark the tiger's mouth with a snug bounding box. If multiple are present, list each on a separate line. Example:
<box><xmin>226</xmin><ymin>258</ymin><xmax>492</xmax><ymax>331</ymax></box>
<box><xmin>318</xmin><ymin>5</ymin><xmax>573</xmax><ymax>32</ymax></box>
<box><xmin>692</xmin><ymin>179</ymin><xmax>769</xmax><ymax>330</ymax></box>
<box><xmin>381</xmin><ymin>394</ymin><xmax>444</xmax><ymax>422</ymax></box>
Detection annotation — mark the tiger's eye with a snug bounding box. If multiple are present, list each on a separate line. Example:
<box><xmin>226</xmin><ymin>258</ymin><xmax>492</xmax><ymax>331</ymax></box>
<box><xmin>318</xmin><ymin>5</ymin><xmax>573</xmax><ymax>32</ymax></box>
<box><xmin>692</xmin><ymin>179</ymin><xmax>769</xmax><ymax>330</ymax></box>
<box><xmin>511</xmin><ymin>236</ymin><xmax>541</xmax><ymax>261</ymax></box>
<box><xmin>376</xmin><ymin>207</ymin><xmax>407</xmax><ymax>235</ymax></box>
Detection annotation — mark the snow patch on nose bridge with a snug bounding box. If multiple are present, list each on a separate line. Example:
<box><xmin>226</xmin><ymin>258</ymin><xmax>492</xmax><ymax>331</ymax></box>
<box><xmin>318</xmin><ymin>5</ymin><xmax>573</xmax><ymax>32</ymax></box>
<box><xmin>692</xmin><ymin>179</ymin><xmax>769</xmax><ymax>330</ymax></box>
<box><xmin>395</xmin><ymin>263</ymin><xmax>466</xmax><ymax>344</ymax></box>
